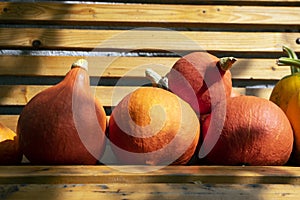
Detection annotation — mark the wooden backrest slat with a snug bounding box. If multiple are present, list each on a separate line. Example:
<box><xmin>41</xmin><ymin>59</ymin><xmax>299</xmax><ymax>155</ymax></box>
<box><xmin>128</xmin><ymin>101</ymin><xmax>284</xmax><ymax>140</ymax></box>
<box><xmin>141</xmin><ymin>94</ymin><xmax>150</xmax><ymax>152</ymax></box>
<box><xmin>0</xmin><ymin>28</ymin><xmax>299</xmax><ymax>52</ymax></box>
<box><xmin>1</xmin><ymin>3</ymin><xmax>300</xmax><ymax>28</ymax></box>
<box><xmin>96</xmin><ymin>0</ymin><xmax>300</xmax><ymax>5</ymax></box>
<box><xmin>0</xmin><ymin>85</ymin><xmax>273</xmax><ymax>107</ymax></box>
<box><xmin>0</xmin><ymin>55</ymin><xmax>290</xmax><ymax>80</ymax></box>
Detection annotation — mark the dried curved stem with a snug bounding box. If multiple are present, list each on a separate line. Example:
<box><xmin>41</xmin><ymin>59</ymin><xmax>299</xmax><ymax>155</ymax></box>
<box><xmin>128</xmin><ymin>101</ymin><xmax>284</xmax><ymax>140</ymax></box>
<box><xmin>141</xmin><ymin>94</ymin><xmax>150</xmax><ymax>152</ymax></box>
<box><xmin>71</xmin><ymin>59</ymin><xmax>88</xmax><ymax>71</ymax></box>
<box><xmin>145</xmin><ymin>68</ymin><xmax>169</xmax><ymax>90</ymax></box>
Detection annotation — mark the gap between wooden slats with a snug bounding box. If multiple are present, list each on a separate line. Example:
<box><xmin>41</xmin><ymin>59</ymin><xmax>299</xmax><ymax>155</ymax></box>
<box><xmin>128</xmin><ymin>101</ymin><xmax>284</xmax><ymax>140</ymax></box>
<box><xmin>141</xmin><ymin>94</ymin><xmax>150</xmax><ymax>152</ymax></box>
<box><xmin>0</xmin><ymin>28</ymin><xmax>299</xmax><ymax>52</ymax></box>
<box><xmin>1</xmin><ymin>3</ymin><xmax>300</xmax><ymax>27</ymax></box>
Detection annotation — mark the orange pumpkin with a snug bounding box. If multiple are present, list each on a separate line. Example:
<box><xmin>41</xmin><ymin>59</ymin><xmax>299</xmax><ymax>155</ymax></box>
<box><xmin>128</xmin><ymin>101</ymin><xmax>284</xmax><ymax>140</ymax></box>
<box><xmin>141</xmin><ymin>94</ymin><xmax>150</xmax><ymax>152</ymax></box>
<box><xmin>166</xmin><ymin>52</ymin><xmax>236</xmax><ymax>115</ymax></box>
<box><xmin>0</xmin><ymin>122</ymin><xmax>22</xmax><ymax>165</ymax></box>
<box><xmin>286</xmin><ymin>90</ymin><xmax>300</xmax><ymax>164</ymax></box>
<box><xmin>17</xmin><ymin>59</ymin><xmax>107</xmax><ymax>164</ymax></box>
<box><xmin>200</xmin><ymin>96</ymin><xmax>293</xmax><ymax>166</ymax></box>
<box><xmin>108</xmin><ymin>87</ymin><xmax>200</xmax><ymax>165</ymax></box>
<box><xmin>145</xmin><ymin>53</ymin><xmax>236</xmax><ymax>115</ymax></box>
<box><xmin>270</xmin><ymin>46</ymin><xmax>300</xmax><ymax>112</ymax></box>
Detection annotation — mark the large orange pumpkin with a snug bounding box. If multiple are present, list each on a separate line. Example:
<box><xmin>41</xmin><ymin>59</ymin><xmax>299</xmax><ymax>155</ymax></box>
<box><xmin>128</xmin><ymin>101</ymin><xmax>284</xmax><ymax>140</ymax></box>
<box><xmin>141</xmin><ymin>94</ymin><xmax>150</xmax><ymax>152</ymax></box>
<box><xmin>108</xmin><ymin>87</ymin><xmax>200</xmax><ymax>165</ymax></box>
<box><xmin>0</xmin><ymin>122</ymin><xmax>22</xmax><ymax>165</ymax></box>
<box><xmin>17</xmin><ymin>59</ymin><xmax>107</xmax><ymax>164</ymax></box>
<box><xmin>200</xmin><ymin>96</ymin><xmax>293</xmax><ymax>166</ymax></box>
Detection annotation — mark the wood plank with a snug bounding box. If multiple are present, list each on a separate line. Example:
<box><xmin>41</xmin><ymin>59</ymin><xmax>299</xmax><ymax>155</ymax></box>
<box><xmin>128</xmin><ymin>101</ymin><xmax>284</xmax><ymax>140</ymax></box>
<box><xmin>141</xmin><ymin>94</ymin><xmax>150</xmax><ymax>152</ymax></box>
<box><xmin>1</xmin><ymin>3</ymin><xmax>300</xmax><ymax>27</ymax></box>
<box><xmin>0</xmin><ymin>85</ymin><xmax>138</xmax><ymax>107</ymax></box>
<box><xmin>0</xmin><ymin>55</ymin><xmax>291</xmax><ymax>80</ymax></box>
<box><xmin>0</xmin><ymin>85</ymin><xmax>273</xmax><ymax>107</ymax></box>
<box><xmin>1</xmin><ymin>183</ymin><xmax>299</xmax><ymax>200</ymax></box>
<box><xmin>103</xmin><ymin>0</ymin><xmax>300</xmax><ymax>5</ymax></box>
<box><xmin>0</xmin><ymin>28</ymin><xmax>299</xmax><ymax>52</ymax></box>
<box><xmin>0</xmin><ymin>115</ymin><xmax>18</xmax><ymax>132</ymax></box>
<box><xmin>0</xmin><ymin>165</ymin><xmax>299</xmax><ymax>184</ymax></box>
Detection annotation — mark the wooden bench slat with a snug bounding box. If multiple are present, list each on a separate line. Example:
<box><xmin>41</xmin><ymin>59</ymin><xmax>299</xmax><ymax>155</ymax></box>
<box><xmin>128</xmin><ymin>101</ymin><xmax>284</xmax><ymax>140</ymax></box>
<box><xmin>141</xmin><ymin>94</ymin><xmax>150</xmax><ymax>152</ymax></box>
<box><xmin>0</xmin><ymin>55</ymin><xmax>290</xmax><ymax>80</ymax></box>
<box><xmin>0</xmin><ymin>88</ymin><xmax>272</xmax><ymax>131</ymax></box>
<box><xmin>0</xmin><ymin>165</ymin><xmax>299</xmax><ymax>184</ymax></box>
<box><xmin>0</xmin><ymin>115</ymin><xmax>18</xmax><ymax>131</ymax></box>
<box><xmin>1</xmin><ymin>183</ymin><xmax>300</xmax><ymax>200</ymax></box>
<box><xmin>0</xmin><ymin>85</ymin><xmax>137</xmax><ymax>108</ymax></box>
<box><xmin>0</xmin><ymin>28</ymin><xmax>299</xmax><ymax>52</ymax></box>
<box><xmin>1</xmin><ymin>3</ymin><xmax>300</xmax><ymax>27</ymax></box>
<box><xmin>102</xmin><ymin>0</ymin><xmax>300</xmax><ymax>5</ymax></box>
<box><xmin>0</xmin><ymin>86</ymin><xmax>273</xmax><ymax>107</ymax></box>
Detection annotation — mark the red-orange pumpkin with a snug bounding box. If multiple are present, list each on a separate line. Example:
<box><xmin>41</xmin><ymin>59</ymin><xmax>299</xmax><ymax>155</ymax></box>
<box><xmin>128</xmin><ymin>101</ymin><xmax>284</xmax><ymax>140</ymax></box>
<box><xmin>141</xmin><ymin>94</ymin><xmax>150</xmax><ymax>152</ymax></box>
<box><xmin>200</xmin><ymin>95</ymin><xmax>293</xmax><ymax>165</ymax></box>
<box><xmin>108</xmin><ymin>87</ymin><xmax>200</xmax><ymax>165</ymax></box>
<box><xmin>17</xmin><ymin>59</ymin><xmax>107</xmax><ymax>164</ymax></box>
<box><xmin>166</xmin><ymin>52</ymin><xmax>236</xmax><ymax>115</ymax></box>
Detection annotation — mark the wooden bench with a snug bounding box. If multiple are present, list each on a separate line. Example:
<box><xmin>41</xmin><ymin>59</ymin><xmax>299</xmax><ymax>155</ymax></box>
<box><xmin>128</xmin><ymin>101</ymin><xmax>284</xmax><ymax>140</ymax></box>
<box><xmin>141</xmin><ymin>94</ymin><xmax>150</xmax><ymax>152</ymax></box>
<box><xmin>0</xmin><ymin>0</ymin><xmax>300</xmax><ymax>199</ymax></box>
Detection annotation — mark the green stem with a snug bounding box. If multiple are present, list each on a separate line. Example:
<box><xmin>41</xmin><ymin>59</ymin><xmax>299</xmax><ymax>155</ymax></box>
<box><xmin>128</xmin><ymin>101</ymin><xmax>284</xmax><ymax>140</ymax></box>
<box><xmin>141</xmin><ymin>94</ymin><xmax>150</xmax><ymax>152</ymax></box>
<box><xmin>281</xmin><ymin>46</ymin><xmax>300</xmax><ymax>74</ymax></box>
<box><xmin>277</xmin><ymin>57</ymin><xmax>300</xmax><ymax>68</ymax></box>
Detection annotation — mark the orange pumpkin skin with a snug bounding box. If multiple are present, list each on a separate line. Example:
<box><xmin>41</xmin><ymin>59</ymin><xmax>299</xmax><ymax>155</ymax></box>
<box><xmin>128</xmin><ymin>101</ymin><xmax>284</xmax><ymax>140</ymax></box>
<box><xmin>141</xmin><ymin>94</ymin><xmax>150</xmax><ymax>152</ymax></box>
<box><xmin>200</xmin><ymin>96</ymin><xmax>293</xmax><ymax>165</ymax></box>
<box><xmin>0</xmin><ymin>122</ymin><xmax>23</xmax><ymax>165</ymax></box>
<box><xmin>286</xmin><ymin>91</ymin><xmax>300</xmax><ymax>164</ymax></box>
<box><xmin>17</xmin><ymin>60</ymin><xmax>107</xmax><ymax>164</ymax></box>
<box><xmin>166</xmin><ymin>52</ymin><xmax>233</xmax><ymax>115</ymax></box>
<box><xmin>230</xmin><ymin>89</ymin><xmax>241</xmax><ymax>97</ymax></box>
<box><xmin>108</xmin><ymin>87</ymin><xmax>200</xmax><ymax>165</ymax></box>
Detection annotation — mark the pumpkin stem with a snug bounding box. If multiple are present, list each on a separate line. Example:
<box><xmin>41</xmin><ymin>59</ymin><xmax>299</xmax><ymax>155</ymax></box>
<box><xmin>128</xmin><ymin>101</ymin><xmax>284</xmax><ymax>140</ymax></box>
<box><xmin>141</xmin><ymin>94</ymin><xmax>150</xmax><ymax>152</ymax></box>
<box><xmin>217</xmin><ymin>57</ymin><xmax>237</xmax><ymax>71</ymax></box>
<box><xmin>145</xmin><ymin>68</ymin><xmax>169</xmax><ymax>90</ymax></box>
<box><xmin>281</xmin><ymin>46</ymin><xmax>300</xmax><ymax>74</ymax></box>
<box><xmin>71</xmin><ymin>59</ymin><xmax>88</xmax><ymax>71</ymax></box>
<box><xmin>277</xmin><ymin>57</ymin><xmax>300</xmax><ymax>68</ymax></box>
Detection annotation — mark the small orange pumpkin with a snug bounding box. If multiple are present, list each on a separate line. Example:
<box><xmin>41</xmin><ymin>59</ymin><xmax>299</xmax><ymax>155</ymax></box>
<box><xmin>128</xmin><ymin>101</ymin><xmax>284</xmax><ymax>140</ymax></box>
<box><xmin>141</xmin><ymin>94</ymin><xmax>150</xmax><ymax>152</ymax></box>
<box><xmin>166</xmin><ymin>52</ymin><xmax>236</xmax><ymax>115</ymax></box>
<box><xmin>108</xmin><ymin>87</ymin><xmax>200</xmax><ymax>165</ymax></box>
<box><xmin>286</xmin><ymin>90</ymin><xmax>300</xmax><ymax>164</ymax></box>
<box><xmin>145</xmin><ymin>52</ymin><xmax>236</xmax><ymax>115</ymax></box>
<box><xmin>270</xmin><ymin>46</ymin><xmax>300</xmax><ymax>112</ymax></box>
<box><xmin>0</xmin><ymin>122</ymin><xmax>22</xmax><ymax>165</ymax></box>
<box><xmin>17</xmin><ymin>59</ymin><xmax>107</xmax><ymax>164</ymax></box>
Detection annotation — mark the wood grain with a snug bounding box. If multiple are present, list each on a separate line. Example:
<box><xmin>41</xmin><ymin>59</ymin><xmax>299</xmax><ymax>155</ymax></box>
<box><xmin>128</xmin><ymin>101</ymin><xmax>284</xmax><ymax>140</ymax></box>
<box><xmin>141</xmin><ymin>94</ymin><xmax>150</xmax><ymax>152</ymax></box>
<box><xmin>0</xmin><ymin>55</ymin><xmax>290</xmax><ymax>80</ymax></box>
<box><xmin>0</xmin><ymin>3</ymin><xmax>300</xmax><ymax>27</ymax></box>
<box><xmin>0</xmin><ymin>165</ymin><xmax>298</xmax><ymax>184</ymax></box>
<box><xmin>0</xmin><ymin>87</ymin><xmax>272</xmax><ymax>132</ymax></box>
<box><xmin>0</xmin><ymin>183</ymin><xmax>299</xmax><ymax>200</ymax></box>
<box><xmin>0</xmin><ymin>28</ymin><xmax>299</xmax><ymax>52</ymax></box>
<box><xmin>0</xmin><ymin>85</ymin><xmax>138</xmax><ymax>107</ymax></box>
<box><xmin>0</xmin><ymin>85</ymin><xmax>273</xmax><ymax>106</ymax></box>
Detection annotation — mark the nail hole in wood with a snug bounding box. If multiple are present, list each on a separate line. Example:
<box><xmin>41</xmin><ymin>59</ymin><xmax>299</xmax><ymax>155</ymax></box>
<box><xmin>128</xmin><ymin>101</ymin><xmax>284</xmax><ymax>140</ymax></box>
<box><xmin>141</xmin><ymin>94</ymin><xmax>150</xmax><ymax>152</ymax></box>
<box><xmin>32</xmin><ymin>40</ymin><xmax>42</xmax><ymax>48</ymax></box>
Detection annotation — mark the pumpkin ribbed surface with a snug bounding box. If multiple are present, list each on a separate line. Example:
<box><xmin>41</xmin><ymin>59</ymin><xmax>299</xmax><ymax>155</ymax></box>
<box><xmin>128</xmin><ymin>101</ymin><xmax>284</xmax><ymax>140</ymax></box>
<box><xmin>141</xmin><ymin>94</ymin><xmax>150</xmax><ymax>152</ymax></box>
<box><xmin>166</xmin><ymin>52</ymin><xmax>233</xmax><ymax>115</ymax></box>
<box><xmin>108</xmin><ymin>87</ymin><xmax>200</xmax><ymax>165</ymax></box>
<box><xmin>286</xmin><ymin>91</ymin><xmax>300</xmax><ymax>164</ymax></box>
<box><xmin>201</xmin><ymin>96</ymin><xmax>293</xmax><ymax>166</ymax></box>
<box><xmin>270</xmin><ymin>74</ymin><xmax>300</xmax><ymax>112</ymax></box>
